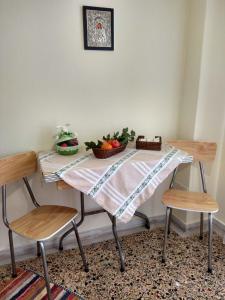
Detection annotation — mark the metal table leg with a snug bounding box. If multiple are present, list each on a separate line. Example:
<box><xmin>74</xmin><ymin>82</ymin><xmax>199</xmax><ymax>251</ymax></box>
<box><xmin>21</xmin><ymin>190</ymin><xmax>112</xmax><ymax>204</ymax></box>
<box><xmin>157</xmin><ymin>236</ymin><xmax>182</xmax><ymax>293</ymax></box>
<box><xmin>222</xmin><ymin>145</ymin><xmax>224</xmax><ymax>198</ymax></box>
<box><xmin>59</xmin><ymin>192</ymin><xmax>85</xmax><ymax>250</ymax></box>
<box><xmin>134</xmin><ymin>211</ymin><xmax>150</xmax><ymax>229</ymax></box>
<box><xmin>58</xmin><ymin>191</ymin><xmax>150</xmax><ymax>272</ymax></box>
<box><xmin>107</xmin><ymin>213</ymin><xmax>125</xmax><ymax>272</ymax></box>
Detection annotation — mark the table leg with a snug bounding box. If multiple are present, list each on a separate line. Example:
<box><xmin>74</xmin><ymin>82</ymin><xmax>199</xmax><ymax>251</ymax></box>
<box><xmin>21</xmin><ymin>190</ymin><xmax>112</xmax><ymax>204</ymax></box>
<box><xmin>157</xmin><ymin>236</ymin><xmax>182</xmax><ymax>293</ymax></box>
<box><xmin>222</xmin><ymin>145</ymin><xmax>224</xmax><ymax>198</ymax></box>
<box><xmin>58</xmin><ymin>191</ymin><xmax>149</xmax><ymax>272</ymax></box>
<box><xmin>59</xmin><ymin>192</ymin><xmax>85</xmax><ymax>251</ymax></box>
<box><xmin>107</xmin><ymin>213</ymin><xmax>125</xmax><ymax>272</ymax></box>
<box><xmin>134</xmin><ymin>211</ymin><xmax>150</xmax><ymax>229</ymax></box>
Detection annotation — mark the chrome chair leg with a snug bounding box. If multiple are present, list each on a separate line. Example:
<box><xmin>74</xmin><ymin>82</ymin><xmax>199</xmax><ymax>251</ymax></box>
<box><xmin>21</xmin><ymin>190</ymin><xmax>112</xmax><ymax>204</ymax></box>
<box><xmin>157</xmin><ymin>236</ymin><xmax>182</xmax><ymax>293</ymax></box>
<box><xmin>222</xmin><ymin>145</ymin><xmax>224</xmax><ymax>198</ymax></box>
<box><xmin>162</xmin><ymin>207</ymin><xmax>170</xmax><ymax>263</ymax></box>
<box><xmin>37</xmin><ymin>242</ymin><xmax>41</xmax><ymax>257</ymax></box>
<box><xmin>71</xmin><ymin>220</ymin><xmax>89</xmax><ymax>272</ymax></box>
<box><xmin>39</xmin><ymin>241</ymin><xmax>52</xmax><ymax>300</ymax></box>
<box><xmin>208</xmin><ymin>213</ymin><xmax>213</xmax><ymax>273</ymax></box>
<box><xmin>8</xmin><ymin>229</ymin><xmax>17</xmax><ymax>278</ymax></box>
<box><xmin>200</xmin><ymin>212</ymin><xmax>204</xmax><ymax>240</ymax></box>
<box><xmin>168</xmin><ymin>208</ymin><xmax>173</xmax><ymax>235</ymax></box>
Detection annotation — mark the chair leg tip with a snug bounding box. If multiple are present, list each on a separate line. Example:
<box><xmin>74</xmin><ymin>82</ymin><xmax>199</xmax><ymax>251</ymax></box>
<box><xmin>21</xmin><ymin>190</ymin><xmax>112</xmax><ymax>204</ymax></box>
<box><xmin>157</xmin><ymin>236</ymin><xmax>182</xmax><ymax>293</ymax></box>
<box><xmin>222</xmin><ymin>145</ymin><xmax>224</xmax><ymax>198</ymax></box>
<box><xmin>145</xmin><ymin>223</ymin><xmax>150</xmax><ymax>230</ymax></box>
<box><xmin>120</xmin><ymin>267</ymin><xmax>125</xmax><ymax>272</ymax></box>
<box><xmin>12</xmin><ymin>273</ymin><xmax>17</xmax><ymax>278</ymax></box>
<box><xmin>161</xmin><ymin>258</ymin><xmax>166</xmax><ymax>263</ymax></box>
<box><xmin>199</xmin><ymin>236</ymin><xmax>203</xmax><ymax>240</ymax></box>
<box><xmin>208</xmin><ymin>268</ymin><xmax>212</xmax><ymax>274</ymax></box>
<box><xmin>59</xmin><ymin>246</ymin><xmax>63</xmax><ymax>251</ymax></box>
<box><xmin>84</xmin><ymin>267</ymin><xmax>89</xmax><ymax>272</ymax></box>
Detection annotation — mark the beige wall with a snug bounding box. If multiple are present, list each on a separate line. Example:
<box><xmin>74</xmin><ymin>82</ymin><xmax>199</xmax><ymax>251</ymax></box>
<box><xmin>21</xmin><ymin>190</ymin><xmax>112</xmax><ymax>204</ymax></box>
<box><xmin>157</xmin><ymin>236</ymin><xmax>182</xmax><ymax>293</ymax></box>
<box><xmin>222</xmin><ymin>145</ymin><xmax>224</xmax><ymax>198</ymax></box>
<box><xmin>177</xmin><ymin>0</ymin><xmax>225</xmax><ymax>225</ymax></box>
<box><xmin>194</xmin><ymin>0</ymin><xmax>225</xmax><ymax>223</ymax></box>
<box><xmin>0</xmin><ymin>0</ymin><xmax>189</xmax><ymax>252</ymax></box>
<box><xmin>178</xmin><ymin>0</ymin><xmax>206</xmax><ymax>140</ymax></box>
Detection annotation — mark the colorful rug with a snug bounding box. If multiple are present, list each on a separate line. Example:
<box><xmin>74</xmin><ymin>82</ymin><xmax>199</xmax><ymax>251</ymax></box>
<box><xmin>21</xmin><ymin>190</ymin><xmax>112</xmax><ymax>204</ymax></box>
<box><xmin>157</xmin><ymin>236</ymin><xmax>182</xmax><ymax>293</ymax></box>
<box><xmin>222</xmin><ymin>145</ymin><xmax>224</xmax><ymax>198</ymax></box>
<box><xmin>0</xmin><ymin>269</ymin><xmax>83</xmax><ymax>300</ymax></box>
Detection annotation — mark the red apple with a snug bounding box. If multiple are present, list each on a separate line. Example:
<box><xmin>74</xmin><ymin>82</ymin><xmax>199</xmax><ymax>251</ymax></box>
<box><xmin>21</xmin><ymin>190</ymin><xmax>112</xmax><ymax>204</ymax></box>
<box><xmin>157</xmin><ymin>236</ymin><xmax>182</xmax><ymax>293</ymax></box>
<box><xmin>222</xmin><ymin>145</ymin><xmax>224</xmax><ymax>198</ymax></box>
<box><xmin>61</xmin><ymin>143</ymin><xmax>68</xmax><ymax>147</ymax></box>
<box><xmin>111</xmin><ymin>139</ymin><xmax>121</xmax><ymax>148</ymax></box>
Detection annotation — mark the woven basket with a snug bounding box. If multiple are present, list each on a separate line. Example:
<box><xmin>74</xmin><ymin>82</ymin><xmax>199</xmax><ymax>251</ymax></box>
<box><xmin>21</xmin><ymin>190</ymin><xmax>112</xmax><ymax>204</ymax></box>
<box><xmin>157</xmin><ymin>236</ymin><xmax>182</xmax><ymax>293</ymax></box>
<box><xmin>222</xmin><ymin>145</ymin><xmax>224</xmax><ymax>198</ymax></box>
<box><xmin>136</xmin><ymin>135</ymin><xmax>162</xmax><ymax>151</ymax></box>
<box><xmin>92</xmin><ymin>144</ymin><xmax>127</xmax><ymax>159</ymax></box>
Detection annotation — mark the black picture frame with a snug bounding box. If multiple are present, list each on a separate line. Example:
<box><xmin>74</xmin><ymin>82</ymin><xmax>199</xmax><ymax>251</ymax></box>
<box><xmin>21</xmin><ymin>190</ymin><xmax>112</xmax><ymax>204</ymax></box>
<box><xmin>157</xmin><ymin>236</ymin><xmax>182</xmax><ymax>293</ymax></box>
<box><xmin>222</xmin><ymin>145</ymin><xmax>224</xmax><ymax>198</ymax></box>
<box><xmin>83</xmin><ymin>6</ymin><xmax>114</xmax><ymax>51</ymax></box>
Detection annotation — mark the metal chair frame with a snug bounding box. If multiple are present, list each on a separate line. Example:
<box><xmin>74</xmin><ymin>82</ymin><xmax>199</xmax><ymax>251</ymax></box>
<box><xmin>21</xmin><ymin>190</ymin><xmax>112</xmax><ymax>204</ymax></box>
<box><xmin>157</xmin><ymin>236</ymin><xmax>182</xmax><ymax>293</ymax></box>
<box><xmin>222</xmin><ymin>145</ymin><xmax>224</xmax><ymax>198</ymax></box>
<box><xmin>162</xmin><ymin>161</ymin><xmax>214</xmax><ymax>273</ymax></box>
<box><xmin>2</xmin><ymin>177</ymin><xmax>88</xmax><ymax>300</ymax></box>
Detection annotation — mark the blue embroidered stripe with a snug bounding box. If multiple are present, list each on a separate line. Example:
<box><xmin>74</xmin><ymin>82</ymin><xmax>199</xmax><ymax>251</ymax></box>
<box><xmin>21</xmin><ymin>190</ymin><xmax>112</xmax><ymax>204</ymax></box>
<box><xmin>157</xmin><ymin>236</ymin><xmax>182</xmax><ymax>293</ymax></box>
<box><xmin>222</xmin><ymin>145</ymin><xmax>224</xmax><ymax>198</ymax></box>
<box><xmin>43</xmin><ymin>174</ymin><xmax>60</xmax><ymax>182</ymax></box>
<box><xmin>115</xmin><ymin>148</ymin><xmax>178</xmax><ymax>218</ymax></box>
<box><xmin>56</xmin><ymin>154</ymin><xmax>91</xmax><ymax>177</ymax></box>
<box><xmin>88</xmin><ymin>150</ymin><xmax>138</xmax><ymax>198</ymax></box>
<box><xmin>39</xmin><ymin>151</ymin><xmax>56</xmax><ymax>161</ymax></box>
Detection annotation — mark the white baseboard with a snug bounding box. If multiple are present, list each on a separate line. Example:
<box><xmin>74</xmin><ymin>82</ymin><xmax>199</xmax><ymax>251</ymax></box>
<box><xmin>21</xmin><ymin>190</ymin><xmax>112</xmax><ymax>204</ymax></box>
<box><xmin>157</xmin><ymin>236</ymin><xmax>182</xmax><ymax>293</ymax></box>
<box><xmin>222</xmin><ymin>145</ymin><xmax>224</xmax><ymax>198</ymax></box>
<box><xmin>172</xmin><ymin>214</ymin><xmax>225</xmax><ymax>241</ymax></box>
<box><xmin>0</xmin><ymin>214</ymin><xmax>164</xmax><ymax>265</ymax></box>
<box><xmin>1</xmin><ymin>213</ymin><xmax>224</xmax><ymax>266</ymax></box>
<box><xmin>171</xmin><ymin>214</ymin><xmax>207</xmax><ymax>232</ymax></box>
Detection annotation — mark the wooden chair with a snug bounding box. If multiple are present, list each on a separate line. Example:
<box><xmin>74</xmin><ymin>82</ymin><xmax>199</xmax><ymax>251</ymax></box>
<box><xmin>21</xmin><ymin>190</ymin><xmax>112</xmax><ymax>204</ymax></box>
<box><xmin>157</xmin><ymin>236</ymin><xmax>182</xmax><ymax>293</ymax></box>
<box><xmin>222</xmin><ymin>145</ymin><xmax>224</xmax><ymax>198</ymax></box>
<box><xmin>161</xmin><ymin>140</ymin><xmax>218</xmax><ymax>273</ymax></box>
<box><xmin>0</xmin><ymin>151</ymin><xmax>88</xmax><ymax>299</ymax></box>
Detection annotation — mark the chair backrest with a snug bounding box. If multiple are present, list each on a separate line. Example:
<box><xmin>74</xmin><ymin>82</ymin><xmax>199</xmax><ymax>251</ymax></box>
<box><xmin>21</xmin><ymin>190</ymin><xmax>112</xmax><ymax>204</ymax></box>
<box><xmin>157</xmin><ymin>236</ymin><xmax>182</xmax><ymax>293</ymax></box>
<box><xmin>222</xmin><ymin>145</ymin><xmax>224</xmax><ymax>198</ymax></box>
<box><xmin>166</xmin><ymin>140</ymin><xmax>217</xmax><ymax>162</ymax></box>
<box><xmin>0</xmin><ymin>151</ymin><xmax>37</xmax><ymax>186</ymax></box>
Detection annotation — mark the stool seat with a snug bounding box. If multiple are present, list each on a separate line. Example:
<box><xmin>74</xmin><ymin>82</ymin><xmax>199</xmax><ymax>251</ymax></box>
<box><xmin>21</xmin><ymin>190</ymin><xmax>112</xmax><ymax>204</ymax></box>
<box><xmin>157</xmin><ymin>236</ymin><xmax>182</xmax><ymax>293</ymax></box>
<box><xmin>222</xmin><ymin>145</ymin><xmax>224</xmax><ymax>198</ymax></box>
<box><xmin>162</xmin><ymin>189</ymin><xmax>218</xmax><ymax>213</ymax></box>
<box><xmin>9</xmin><ymin>205</ymin><xmax>78</xmax><ymax>241</ymax></box>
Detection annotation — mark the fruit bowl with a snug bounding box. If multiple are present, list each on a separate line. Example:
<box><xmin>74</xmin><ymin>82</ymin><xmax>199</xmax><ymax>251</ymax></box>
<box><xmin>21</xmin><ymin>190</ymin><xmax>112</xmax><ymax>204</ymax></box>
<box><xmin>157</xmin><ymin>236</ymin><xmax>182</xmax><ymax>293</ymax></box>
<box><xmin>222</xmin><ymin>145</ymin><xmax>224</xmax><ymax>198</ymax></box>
<box><xmin>92</xmin><ymin>143</ymin><xmax>127</xmax><ymax>159</ymax></box>
<box><xmin>56</xmin><ymin>144</ymin><xmax>79</xmax><ymax>156</ymax></box>
<box><xmin>85</xmin><ymin>128</ymin><xmax>135</xmax><ymax>159</ymax></box>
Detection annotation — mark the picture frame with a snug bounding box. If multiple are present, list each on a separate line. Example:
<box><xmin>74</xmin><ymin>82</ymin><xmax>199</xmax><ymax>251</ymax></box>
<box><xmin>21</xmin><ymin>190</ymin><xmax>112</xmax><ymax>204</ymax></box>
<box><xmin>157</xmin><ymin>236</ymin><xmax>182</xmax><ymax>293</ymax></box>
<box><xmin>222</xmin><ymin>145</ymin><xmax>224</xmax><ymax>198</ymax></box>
<box><xmin>83</xmin><ymin>6</ymin><xmax>114</xmax><ymax>51</ymax></box>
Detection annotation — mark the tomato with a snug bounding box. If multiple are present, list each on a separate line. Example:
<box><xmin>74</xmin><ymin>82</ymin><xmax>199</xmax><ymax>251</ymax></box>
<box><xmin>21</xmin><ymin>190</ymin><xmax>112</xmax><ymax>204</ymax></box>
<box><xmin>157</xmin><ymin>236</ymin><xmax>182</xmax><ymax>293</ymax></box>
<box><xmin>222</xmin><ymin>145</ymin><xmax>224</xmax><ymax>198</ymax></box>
<box><xmin>111</xmin><ymin>140</ymin><xmax>121</xmax><ymax>148</ymax></box>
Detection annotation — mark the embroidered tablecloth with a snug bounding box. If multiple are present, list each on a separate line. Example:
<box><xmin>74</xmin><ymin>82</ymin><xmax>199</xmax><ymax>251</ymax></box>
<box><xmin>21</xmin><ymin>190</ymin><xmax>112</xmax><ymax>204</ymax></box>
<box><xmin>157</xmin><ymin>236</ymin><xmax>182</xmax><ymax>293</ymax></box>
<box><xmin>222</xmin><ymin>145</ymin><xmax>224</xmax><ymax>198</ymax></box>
<box><xmin>38</xmin><ymin>146</ymin><xmax>192</xmax><ymax>223</ymax></box>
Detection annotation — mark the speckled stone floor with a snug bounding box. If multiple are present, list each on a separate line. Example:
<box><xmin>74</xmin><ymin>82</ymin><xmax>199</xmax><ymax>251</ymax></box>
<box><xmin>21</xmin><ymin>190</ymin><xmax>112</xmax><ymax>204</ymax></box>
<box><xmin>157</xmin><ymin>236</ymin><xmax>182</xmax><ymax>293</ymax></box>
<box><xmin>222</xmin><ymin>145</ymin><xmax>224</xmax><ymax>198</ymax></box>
<box><xmin>1</xmin><ymin>228</ymin><xmax>225</xmax><ymax>299</ymax></box>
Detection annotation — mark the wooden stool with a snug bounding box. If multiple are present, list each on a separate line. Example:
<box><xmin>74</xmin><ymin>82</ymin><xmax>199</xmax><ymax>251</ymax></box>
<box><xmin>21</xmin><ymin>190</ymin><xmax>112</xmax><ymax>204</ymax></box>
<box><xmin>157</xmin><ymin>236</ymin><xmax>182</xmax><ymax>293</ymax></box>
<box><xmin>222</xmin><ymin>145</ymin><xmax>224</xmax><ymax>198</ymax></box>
<box><xmin>0</xmin><ymin>151</ymin><xmax>88</xmax><ymax>300</ymax></box>
<box><xmin>161</xmin><ymin>140</ymin><xmax>219</xmax><ymax>273</ymax></box>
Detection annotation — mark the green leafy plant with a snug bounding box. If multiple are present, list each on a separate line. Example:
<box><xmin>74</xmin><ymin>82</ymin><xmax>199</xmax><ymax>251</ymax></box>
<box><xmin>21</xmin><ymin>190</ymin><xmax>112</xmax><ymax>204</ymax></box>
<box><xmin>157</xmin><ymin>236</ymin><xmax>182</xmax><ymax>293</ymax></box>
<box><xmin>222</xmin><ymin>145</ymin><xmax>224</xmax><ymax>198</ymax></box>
<box><xmin>58</xmin><ymin>131</ymin><xmax>74</xmax><ymax>140</ymax></box>
<box><xmin>55</xmin><ymin>124</ymin><xmax>77</xmax><ymax>142</ymax></box>
<box><xmin>85</xmin><ymin>128</ymin><xmax>135</xmax><ymax>150</ymax></box>
<box><xmin>85</xmin><ymin>140</ymin><xmax>103</xmax><ymax>151</ymax></box>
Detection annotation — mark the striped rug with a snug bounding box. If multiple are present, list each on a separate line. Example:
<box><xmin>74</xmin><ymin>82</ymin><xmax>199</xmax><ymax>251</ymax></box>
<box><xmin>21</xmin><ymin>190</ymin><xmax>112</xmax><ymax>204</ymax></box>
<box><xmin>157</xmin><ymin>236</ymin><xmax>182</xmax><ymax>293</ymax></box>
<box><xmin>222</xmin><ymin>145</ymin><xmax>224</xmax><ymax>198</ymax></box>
<box><xmin>0</xmin><ymin>269</ymin><xmax>83</xmax><ymax>300</ymax></box>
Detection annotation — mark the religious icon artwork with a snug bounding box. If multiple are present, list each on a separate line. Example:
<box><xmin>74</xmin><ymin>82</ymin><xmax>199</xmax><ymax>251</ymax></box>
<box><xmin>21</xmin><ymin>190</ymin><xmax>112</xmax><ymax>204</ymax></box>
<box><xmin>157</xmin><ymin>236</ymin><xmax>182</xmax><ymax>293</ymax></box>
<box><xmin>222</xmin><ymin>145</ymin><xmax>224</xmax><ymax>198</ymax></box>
<box><xmin>83</xmin><ymin>6</ymin><xmax>114</xmax><ymax>51</ymax></box>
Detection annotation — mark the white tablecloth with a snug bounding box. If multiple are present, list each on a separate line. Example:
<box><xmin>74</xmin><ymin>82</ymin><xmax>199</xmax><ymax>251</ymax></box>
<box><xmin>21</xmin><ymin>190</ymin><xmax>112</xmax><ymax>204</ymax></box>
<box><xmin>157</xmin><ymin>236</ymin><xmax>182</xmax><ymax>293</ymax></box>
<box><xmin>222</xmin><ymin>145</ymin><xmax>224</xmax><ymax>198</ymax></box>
<box><xmin>38</xmin><ymin>146</ymin><xmax>192</xmax><ymax>223</ymax></box>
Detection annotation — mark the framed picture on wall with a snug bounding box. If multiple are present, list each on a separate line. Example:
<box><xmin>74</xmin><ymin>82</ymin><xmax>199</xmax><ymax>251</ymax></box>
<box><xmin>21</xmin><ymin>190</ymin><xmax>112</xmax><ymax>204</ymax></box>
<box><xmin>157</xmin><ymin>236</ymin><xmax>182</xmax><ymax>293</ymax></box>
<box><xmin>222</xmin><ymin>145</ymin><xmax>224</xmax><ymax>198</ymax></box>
<box><xmin>83</xmin><ymin>6</ymin><xmax>114</xmax><ymax>51</ymax></box>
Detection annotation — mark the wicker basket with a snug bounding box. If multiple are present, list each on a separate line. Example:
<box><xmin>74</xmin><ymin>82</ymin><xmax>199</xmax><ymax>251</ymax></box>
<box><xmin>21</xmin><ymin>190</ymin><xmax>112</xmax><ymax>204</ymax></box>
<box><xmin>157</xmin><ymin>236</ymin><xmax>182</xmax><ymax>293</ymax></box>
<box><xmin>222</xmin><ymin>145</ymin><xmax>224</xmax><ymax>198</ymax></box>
<box><xmin>136</xmin><ymin>136</ymin><xmax>162</xmax><ymax>151</ymax></box>
<box><xmin>92</xmin><ymin>144</ymin><xmax>127</xmax><ymax>159</ymax></box>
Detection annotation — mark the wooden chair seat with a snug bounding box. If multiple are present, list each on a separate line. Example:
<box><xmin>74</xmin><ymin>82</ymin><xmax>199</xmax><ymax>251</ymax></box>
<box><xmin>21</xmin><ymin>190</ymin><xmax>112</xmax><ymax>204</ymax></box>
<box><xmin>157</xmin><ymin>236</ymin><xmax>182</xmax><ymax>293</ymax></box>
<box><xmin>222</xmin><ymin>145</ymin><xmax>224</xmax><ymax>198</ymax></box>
<box><xmin>9</xmin><ymin>205</ymin><xmax>78</xmax><ymax>241</ymax></box>
<box><xmin>162</xmin><ymin>189</ymin><xmax>218</xmax><ymax>213</ymax></box>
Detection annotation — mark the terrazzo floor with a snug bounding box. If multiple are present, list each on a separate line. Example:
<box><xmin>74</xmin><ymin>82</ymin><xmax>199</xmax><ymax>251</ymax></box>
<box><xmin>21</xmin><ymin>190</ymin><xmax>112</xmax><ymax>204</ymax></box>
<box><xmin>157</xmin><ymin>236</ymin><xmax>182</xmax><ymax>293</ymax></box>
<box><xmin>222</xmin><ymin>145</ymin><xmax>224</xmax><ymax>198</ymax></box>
<box><xmin>1</xmin><ymin>228</ymin><xmax>225</xmax><ymax>299</ymax></box>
